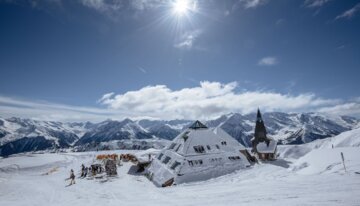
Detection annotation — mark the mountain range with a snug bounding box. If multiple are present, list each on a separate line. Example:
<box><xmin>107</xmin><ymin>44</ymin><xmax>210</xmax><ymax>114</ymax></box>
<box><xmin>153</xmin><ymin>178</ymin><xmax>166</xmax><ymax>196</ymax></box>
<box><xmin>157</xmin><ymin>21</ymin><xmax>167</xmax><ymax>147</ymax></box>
<box><xmin>0</xmin><ymin>112</ymin><xmax>358</xmax><ymax>156</ymax></box>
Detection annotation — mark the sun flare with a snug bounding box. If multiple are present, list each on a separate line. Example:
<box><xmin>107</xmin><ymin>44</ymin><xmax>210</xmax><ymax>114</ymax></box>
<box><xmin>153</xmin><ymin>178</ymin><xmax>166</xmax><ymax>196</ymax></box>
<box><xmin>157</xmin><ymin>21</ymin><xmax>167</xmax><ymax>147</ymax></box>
<box><xmin>173</xmin><ymin>0</ymin><xmax>190</xmax><ymax>16</ymax></box>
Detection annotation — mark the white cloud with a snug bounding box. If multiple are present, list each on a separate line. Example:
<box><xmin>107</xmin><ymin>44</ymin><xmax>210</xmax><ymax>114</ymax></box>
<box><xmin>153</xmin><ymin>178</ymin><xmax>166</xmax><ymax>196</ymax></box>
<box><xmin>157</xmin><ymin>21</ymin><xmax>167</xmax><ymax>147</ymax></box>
<box><xmin>97</xmin><ymin>92</ymin><xmax>115</xmax><ymax>103</ymax></box>
<box><xmin>240</xmin><ymin>0</ymin><xmax>268</xmax><ymax>9</ymax></box>
<box><xmin>0</xmin><ymin>95</ymin><xmax>133</xmax><ymax>122</ymax></box>
<box><xmin>174</xmin><ymin>29</ymin><xmax>202</xmax><ymax>50</ymax></box>
<box><xmin>228</xmin><ymin>0</ymin><xmax>268</xmax><ymax>15</ymax></box>
<box><xmin>129</xmin><ymin>0</ymin><xmax>165</xmax><ymax>11</ymax></box>
<box><xmin>2</xmin><ymin>82</ymin><xmax>359</xmax><ymax>121</ymax></box>
<box><xmin>304</xmin><ymin>0</ymin><xmax>331</xmax><ymax>8</ymax></box>
<box><xmin>98</xmin><ymin>81</ymin><xmax>343</xmax><ymax>120</ymax></box>
<box><xmin>335</xmin><ymin>3</ymin><xmax>360</xmax><ymax>20</ymax></box>
<box><xmin>138</xmin><ymin>66</ymin><xmax>147</xmax><ymax>74</ymax></box>
<box><xmin>80</xmin><ymin>0</ymin><xmax>168</xmax><ymax>13</ymax></box>
<box><xmin>80</xmin><ymin>0</ymin><xmax>124</xmax><ymax>14</ymax></box>
<box><xmin>258</xmin><ymin>56</ymin><xmax>278</xmax><ymax>66</ymax></box>
<box><xmin>318</xmin><ymin>102</ymin><xmax>360</xmax><ymax>117</ymax></box>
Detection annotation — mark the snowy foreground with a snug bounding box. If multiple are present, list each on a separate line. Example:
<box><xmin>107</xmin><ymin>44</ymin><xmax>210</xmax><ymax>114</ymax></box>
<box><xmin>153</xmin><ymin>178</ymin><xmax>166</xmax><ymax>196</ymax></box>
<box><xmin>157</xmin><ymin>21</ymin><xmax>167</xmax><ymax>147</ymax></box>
<box><xmin>1</xmin><ymin>134</ymin><xmax>360</xmax><ymax>206</ymax></box>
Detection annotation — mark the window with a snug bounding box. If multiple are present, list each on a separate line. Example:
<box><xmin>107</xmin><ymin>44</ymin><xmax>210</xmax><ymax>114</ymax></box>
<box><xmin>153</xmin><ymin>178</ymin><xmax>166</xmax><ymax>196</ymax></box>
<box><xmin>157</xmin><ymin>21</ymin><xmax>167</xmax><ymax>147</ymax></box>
<box><xmin>175</xmin><ymin>144</ymin><xmax>182</xmax><ymax>152</ymax></box>
<box><xmin>228</xmin><ymin>156</ymin><xmax>241</xmax><ymax>161</ymax></box>
<box><xmin>206</xmin><ymin>145</ymin><xmax>211</xmax><ymax>150</ymax></box>
<box><xmin>163</xmin><ymin>156</ymin><xmax>171</xmax><ymax>164</ymax></box>
<box><xmin>168</xmin><ymin>143</ymin><xmax>176</xmax><ymax>150</ymax></box>
<box><xmin>157</xmin><ymin>153</ymin><xmax>164</xmax><ymax>160</ymax></box>
<box><xmin>194</xmin><ymin>147</ymin><xmax>199</xmax><ymax>153</ymax></box>
<box><xmin>193</xmin><ymin>145</ymin><xmax>205</xmax><ymax>153</ymax></box>
<box><xmin>182</xmin><ymin>131</ymin><xmax>190</xmax><ymax>142</ymax></box>
<box><xmin>194</xmin><ymin>159</ymin><xmax>203</xmax><ymax>165</ymax></box>
<box><xmin>188</xmin><ymin>160</ymin><xmax>194</xmax><ymax>166</ymax></box>
<box><xmin>216</xmin><ymin>144</ymin><xmax>220</xmax><ymax>149</ymax></box>
<box><xmin>171</xmin><ymin>161</ymin><xmax>181</xmax><ymax>170</ymax></box>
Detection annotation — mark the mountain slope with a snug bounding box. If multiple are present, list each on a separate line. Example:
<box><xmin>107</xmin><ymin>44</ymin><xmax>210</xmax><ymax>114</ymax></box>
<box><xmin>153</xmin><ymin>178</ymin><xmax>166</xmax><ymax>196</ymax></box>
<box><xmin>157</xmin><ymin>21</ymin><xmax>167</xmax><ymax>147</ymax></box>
<box><xmin>75</xmin><ymin>119</ymin><xmax>154</xmax><ymax>145</ymax></box>
<box><xmin>206</xmin><ymin>112</ymin><xmax>358</xmax><ymax>147</ymax></box>
<box><xmin>0</xmin><ymin>112</ymin><xmax>358</xmax><ymax>156</ymax></box>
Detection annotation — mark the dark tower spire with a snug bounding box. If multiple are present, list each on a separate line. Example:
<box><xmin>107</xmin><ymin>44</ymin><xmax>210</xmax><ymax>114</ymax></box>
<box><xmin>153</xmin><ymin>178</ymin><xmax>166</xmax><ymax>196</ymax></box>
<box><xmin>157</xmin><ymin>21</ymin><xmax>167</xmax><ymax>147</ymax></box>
<box><xmin>254</xmin><ymin>109</ymin><xmax>267</xmax><ymax>141</ymax></box>
<box><xmin>256</xmin><ymin>108</ymin><xmax>262</xmax><ymax>122</ymax></box>
<box><xmin>189</xmin><ymin>120</ymin><xmax>208</xmax><ymax>130</ymax></box>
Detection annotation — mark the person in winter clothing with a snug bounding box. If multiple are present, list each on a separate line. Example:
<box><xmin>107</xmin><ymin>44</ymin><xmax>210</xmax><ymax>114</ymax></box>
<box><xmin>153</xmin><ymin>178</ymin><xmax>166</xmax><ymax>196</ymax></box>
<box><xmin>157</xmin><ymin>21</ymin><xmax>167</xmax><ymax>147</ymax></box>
<box><xmin>84</xmin><ymin>167</ymin><xmax>88</xmax><ymax>177</ymax></box>
<box><xmin>81</xmin><ymin>164</ymin><xmax>85</xmax><ymax>177</ymax></box>
<box><xmin>69</xmin><ymin>169</ymin><xmax>75</xmax><ymax>185</ymax></box>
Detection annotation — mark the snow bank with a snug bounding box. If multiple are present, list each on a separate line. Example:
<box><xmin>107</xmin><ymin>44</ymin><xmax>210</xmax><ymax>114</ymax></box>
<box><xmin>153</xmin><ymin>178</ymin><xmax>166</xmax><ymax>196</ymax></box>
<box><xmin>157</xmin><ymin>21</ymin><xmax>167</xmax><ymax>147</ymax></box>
<box><xmin>1</xmin><ymin>149</ymin><xmax>360</xmax><ymax>206</ymax></box>
<box><xmin>292</xmin><ymin>147</ymin><xmax>360</xmax><ymax>175</ymax></box>
<box><xmin>309</xmin><ymin>127</ymin><xmax>360</xmax><ymax>149</ymax></box>
<box><xmin>278</xmin><ymin>127</ymin><xmax>360</xmax><ymax>160</ymax></box>
<box><xmin>0</xmin><ymin>153</ymin><xmax>70</xmax><ymax>170</ymax></box>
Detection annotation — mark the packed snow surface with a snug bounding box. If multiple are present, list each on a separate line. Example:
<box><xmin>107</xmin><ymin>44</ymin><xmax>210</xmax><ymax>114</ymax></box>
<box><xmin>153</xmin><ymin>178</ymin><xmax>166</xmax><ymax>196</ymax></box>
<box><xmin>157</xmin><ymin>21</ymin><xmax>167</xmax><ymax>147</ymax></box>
<box><xmin>1</xmin><ymin>128</ymin><xmax>360</xmax><ymax>206</ymax></box>
<box><xmin>0</xmin><ymin>148</ymin><xmax>359</xmax><ymax>206</ymax></box>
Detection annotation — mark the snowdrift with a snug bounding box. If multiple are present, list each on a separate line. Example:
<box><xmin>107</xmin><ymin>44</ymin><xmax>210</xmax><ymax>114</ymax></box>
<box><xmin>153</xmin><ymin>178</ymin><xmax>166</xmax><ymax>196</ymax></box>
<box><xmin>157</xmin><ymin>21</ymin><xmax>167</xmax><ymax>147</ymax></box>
<box><xmin>291</xmin><ymin>147</ymin><xmax>360</xmax><ymax>175</ymax></box>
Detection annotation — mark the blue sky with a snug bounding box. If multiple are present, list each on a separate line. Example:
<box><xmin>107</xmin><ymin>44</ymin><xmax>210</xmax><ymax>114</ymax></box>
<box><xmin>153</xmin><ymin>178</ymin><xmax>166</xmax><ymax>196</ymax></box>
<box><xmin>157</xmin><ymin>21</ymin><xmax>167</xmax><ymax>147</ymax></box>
<box><xmin>0</xmin><ymin>0</ymin><xmax>359</xmax><ymax>121</ymax></box>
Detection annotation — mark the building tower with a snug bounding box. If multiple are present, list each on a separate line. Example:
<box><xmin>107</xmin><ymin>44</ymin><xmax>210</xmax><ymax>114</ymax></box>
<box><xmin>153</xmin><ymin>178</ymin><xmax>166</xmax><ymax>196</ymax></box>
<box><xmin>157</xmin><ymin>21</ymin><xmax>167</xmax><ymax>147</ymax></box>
<box><xmin>251</xmin><ymin>109</ymin><xmax>277</xmax><ymax>160</ymax></box>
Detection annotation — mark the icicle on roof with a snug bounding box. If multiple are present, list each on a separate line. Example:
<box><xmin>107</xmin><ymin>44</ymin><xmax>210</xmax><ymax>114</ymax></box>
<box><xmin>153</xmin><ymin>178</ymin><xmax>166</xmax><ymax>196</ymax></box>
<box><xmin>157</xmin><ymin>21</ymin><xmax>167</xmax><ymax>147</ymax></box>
<box><xmin>189</xmin><ymin>120</ymin><xmax>208</xmax><ymax>130</ymax></box>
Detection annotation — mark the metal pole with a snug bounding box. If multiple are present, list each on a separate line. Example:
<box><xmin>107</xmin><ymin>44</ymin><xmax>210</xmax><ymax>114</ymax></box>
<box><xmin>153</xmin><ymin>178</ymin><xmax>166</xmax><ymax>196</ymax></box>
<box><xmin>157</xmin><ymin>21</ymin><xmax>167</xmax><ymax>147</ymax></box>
<box><xmin>341</xmin><ymin>152</ymin><xmax>346</xmax><ymax>172</ymax></box>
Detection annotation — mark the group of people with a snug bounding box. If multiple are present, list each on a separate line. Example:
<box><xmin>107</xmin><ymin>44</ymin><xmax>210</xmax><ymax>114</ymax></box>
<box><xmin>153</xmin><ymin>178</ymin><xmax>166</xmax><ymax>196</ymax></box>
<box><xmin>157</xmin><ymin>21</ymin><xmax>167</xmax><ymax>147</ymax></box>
<box><xmin>80</xmin><ymin>164</ymin><xmax>89</xmax><ymax>178</ymax></box>
<box><xmin>66</xmin><ymin>164</ymin><xmax>90</xmax><ymax>186</ymax></box>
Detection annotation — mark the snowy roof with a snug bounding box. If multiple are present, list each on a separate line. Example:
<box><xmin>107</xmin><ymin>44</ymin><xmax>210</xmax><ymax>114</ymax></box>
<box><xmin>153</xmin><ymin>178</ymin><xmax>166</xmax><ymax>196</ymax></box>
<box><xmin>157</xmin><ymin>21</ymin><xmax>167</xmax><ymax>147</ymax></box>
<box><xmin>256</xmin><ymin>139</ymin><xmax>277</xmax><ymax>153</ymax></box>
<box><xmin>189</xmin><ymin>120</ymin><xmax>208</xmax><ymax>129</ymax></box>
<box><xmin>213</xmin><ymin>127</ymin><xmax>245</xmax><ymax>150</ymax></box>
<box><xmin>169</xmin><ymin>124</ymin><xmax>247</xmax><ymax>156</ymax></box>
<box><xmin>147</xmin><ymin>121</ymin><xmax>251</xmax><ymax>186</ymax></box>
<box><xmin>134</xmin><ymin>148</ymin><xmax>161</xmax><ymax>163</ymax></box>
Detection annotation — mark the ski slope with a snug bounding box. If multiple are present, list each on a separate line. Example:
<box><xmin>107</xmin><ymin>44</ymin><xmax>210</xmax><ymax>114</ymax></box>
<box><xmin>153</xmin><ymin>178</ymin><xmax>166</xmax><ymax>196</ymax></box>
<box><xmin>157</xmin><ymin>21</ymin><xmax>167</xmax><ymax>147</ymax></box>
<box><xmin>0</xmin><ymin>144</ymin><xmax>359</xmax><ymax>206</ymax></box>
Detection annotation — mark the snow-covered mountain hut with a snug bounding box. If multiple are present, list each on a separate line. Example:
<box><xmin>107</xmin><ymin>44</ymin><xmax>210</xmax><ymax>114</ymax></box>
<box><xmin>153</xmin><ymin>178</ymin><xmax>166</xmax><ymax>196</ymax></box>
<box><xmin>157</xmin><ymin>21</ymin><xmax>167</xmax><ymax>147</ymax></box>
<box><xmin>251</xmin><ymin>109</ymin><xmax>277</xmax><ymax>160</ymax></box>
<box><xmin>146</xmin><ymin>120</ymin><xmax>250</xmax><ymax>187</ymax></box>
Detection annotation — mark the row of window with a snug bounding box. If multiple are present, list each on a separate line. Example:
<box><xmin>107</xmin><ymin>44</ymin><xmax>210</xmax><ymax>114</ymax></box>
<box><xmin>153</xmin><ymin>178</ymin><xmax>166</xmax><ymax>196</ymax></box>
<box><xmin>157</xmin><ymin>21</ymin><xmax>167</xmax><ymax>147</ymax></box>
<box><xmin>157</xmin><ymin>153</ymin><xmax>181</xmax><ymax>170</ymax></box>
<box><xmin>193</xmin><ymin>142</ymin><xmax>225</xmax><ymax>153</ymax></box>
<box><xmin>158</xmin><ymin>154</ymin><xmax>241</xmax><ymax>169</ymax></box>
<box><xmin>188</xmin><ymin>159</ymin><xmax>203</xmax><ymax>166</ymax></box>
<box><xmin>210</xmin><ymin>157</ymin><xmax>222</xmax><ymax>162</ymax></box>
<box><xmin>228</xmin><ymin>156</ymin><xmax>241</xmax><ymax>160</ymax></box>
<box><xmin>193</xmin><ymin>145</ymin><xmax>205</xmax><ymax>153</ymax></box>
<box><xmin>188</xmin><ymin>155</ymin><xmax>241</xmax><ymax>166</ymax></box>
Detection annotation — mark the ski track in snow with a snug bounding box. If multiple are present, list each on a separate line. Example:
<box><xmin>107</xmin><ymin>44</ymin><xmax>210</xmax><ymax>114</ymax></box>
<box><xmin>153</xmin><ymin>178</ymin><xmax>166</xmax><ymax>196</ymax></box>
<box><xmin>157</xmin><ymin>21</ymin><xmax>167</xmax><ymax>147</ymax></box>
<box><xmin>0</xmin><ymin>148</ymin><xmax>360</xmax><ymax>206</ymax></box>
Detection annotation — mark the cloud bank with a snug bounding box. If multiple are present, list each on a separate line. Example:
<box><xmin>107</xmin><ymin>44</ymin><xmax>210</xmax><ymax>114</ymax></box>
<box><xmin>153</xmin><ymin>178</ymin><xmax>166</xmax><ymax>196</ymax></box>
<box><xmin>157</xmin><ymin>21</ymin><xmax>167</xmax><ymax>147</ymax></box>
<box><xmin>98</xmin><ymin>81</ymin><xmax>358</xmax><ymax>120</ymax></box>
<box><xmin>1</xmin><ymin>82</ymin><xmax>359</xmax><ymax>122</ymax></box>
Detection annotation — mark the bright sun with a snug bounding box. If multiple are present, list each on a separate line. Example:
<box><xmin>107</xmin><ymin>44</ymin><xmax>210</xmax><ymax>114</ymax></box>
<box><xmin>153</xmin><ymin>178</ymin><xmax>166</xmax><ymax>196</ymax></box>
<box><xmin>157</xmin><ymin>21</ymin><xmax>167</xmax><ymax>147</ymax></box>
<box><xmin>173</xmin><ymin>0</ymin><xmax>190</xmax><ymax>16</ymax></box>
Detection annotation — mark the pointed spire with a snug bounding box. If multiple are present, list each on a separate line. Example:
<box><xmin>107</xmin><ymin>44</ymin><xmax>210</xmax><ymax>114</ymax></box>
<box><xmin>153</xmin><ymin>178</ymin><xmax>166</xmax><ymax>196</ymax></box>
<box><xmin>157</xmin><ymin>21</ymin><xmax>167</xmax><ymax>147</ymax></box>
<box><xmin>189</xmin><ymin>120</ymin><xmax>208</xmax><ymax>130</ymax></box>
<box><xmin>256</xmin><ymin>108</ymin><xmax>262</xmax><ymax>122</ymax></box>
<box><xmin>254</xmin><ymin>108</ymin><xmax>267</xmax><ymax>140</ymax></box>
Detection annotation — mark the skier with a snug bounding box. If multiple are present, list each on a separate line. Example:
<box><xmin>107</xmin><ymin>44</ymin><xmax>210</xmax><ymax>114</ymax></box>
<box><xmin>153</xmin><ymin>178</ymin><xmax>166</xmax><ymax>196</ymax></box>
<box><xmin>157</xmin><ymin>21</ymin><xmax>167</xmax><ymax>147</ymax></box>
<box><xmin>69</xmin><ymin>169</ymin><xmax>76</xmax><ymax>185</ymax></box>
<box><xmin>83</xmin><ymin>167</ymin><xmax>88</xmax><ymax>177</ymax></box>
<box><xmin>81</xmin><ymin>164</ymin><xmax>85</xmax><ymax>177</ymax></box>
